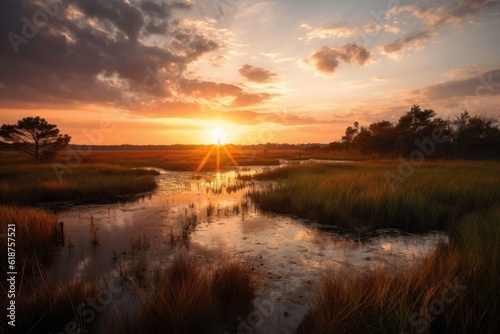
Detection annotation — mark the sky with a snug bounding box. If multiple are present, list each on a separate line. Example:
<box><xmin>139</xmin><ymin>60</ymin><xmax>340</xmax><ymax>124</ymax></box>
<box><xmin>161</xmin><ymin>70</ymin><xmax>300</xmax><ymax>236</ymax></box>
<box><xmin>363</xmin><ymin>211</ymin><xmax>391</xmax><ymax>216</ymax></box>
<box><xmin>1</xmin><ymin>0</ymin><xmax>499</xmax><ymax>145</ymax></box>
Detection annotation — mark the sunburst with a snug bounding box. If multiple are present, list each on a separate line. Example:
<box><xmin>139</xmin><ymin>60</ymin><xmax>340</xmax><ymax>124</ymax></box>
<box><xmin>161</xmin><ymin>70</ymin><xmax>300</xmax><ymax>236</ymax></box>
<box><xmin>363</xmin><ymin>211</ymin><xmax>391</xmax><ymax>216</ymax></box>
<box><xmin>195</xmin><ymin>127</ymin><xmax>238</xmax><ymax>172</ymax></box>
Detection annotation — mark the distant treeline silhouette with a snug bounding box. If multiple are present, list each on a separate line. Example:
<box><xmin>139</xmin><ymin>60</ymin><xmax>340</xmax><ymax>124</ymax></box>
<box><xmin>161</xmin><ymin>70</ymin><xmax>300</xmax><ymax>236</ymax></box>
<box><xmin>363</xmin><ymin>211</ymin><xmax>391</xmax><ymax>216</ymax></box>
<box><xmin>329</xmin><ymin>105</ymin><xmax>500</xmax><ymax>159</ymax></box>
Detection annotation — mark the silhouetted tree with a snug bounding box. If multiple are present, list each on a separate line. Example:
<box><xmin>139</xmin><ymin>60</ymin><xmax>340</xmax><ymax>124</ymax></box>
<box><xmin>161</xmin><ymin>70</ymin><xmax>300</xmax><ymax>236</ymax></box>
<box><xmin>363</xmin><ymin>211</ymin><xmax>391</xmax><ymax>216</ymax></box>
<box><xmin>453</xmin><ymin>112</ymin><xmax>500</xmax><ymax>158</ymax></box>
<box><xmin>332</xmin><ymin>105</ymin><xmax>498</xmax><ymax>159</ymax></box>
<box><xmin>368</xmin><ymin>120</ymin><xmax>396</xmax><ymax>155</ymax></box>
<box><xmin>0</xmin><ymin>116</ymin><xmax>71</xmax><ymax>161</ymax></box>
<box><xmin>352</xmin><ymin>126</ymin><xmax>372</xmax><ymax>153</ymax></box>
<box><xmin>341</xmin><ymin>122</ymin><xmax>360</xmax><ymax>151</ymax></box>
<box><xmin>393</xmin><ymin>105</ymin><xmax>452</xmax><ymax>156</ymax></box>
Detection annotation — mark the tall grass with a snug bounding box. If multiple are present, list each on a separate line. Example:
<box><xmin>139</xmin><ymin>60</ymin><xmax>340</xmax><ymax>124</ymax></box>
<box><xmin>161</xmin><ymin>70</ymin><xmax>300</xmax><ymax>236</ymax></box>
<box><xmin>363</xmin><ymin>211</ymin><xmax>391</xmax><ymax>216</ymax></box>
<box><xmin>13</xmin><ymin>278</ymin><xmax>100</xmax><ymax>334</ymax></box>
<box><xmin>0</xmin><ymin>205</ymin><xmax>59</xmax><ymax>270</ymax></box>
<box><xmin>297</xmin><ymin>207</ymin><xmax>500</xmax><ymax>334</ymax></box>
<box><xmin>0</xmin><ymin>206</ymin><xmax>102</xmax><ymax>333</ymax></box>
<box><xmin>106</xmin><ymin>255</ymin><xmax>257</xmax><ymax>333</ymax></box>
<box><xmin>250</xmin><ymin>161</ymin><xmax>500</xmax><ymax>232</ymax></box>
<box><xmin>211</xmin><ymin>258</ymin><xmax>257</xmax><ymax>318</ymax></box>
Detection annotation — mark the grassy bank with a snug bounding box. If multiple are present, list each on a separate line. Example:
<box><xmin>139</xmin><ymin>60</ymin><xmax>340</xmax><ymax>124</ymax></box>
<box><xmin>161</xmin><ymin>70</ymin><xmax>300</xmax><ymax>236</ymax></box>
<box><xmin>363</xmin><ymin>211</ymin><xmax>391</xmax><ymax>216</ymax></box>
<box><xmin>0</xmin><ymin>156</ymin><xmax>158</xmax><ymax>205</ymax></box>
<box><xmin>297</xmin><ymin>207</ymin><xmax>500</xmax><ymax>334</ymax></box>
<box><xmin>249</xmin><ymin>161</ymin><xmax>500</xmax><ymax>232</ymax></box>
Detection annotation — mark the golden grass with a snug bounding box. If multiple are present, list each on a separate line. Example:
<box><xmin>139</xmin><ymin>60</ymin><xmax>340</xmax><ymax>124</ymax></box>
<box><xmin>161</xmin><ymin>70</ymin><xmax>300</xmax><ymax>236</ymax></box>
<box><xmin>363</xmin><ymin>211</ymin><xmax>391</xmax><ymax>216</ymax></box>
<box><xmin>14</xmin><ymin>278</ymin><xmax>99</xmax><ymax>334</ymax></box>
<box><xmin>211</xmin><ymin>258</ymin><xmax>258</xmax><ymax>318</ymax></box>
<box><xmin>250</xmin><ymin>161</ymin><xmax>500</xmax><ymax>232</ymax></box>
<box><xmin>106</xmin><ymin>255</ymin><xmax>258</xmax><ymax>334</ymax></box>
<box><xmin>0</xmin><ymin>205</ymin><xmax>59</xmax><ymax>268</ymax></box>
<box><xmin>297</xmin><ymin>208</ymin><xmax>500</xmax><ymax>334</ymax></box>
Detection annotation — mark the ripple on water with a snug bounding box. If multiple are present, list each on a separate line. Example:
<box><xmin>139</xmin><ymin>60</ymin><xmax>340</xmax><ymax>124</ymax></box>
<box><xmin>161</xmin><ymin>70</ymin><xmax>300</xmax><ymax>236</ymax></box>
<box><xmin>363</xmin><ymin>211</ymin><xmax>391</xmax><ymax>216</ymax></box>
<box><xmin>48</xmin><ymin>167</ymin><xmax>448</xmax><ymax>333</ymax></box>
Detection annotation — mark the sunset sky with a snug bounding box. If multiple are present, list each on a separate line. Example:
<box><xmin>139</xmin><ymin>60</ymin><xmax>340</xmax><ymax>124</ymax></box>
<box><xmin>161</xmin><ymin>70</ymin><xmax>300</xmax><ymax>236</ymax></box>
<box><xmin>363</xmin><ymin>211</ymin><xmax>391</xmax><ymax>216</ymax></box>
<box><xmin>1</xmin><ymin>0</ymin><xmax>499</xmax><ymax>145</ymax></box>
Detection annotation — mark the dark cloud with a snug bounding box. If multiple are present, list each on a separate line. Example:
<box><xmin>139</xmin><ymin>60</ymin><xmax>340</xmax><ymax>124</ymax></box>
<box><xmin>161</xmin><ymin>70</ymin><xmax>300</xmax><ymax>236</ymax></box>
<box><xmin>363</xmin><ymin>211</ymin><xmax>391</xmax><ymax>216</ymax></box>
<box><xmin>140</xmin><ymin>1</ymin><xmax>171</xmax><ymax>18</ymax></box>
<box><xmin>239</xmin><ymin>64</ymin><xmax>277</xmax><ymax>83</ymax></box>
<box><xmin>0</xmin><ymin>0</ymin><xmax>275</xmax><ymax>114</ymax></box>
<box><xmin>383</xmin><ymin>0</ymin><xmax>498</xmax><ymax>55</ymax></box>
<box><xmin>407</xmin><ymin>68</ymin><xmax>500</xmax><ymax>100</ymax></box>
<box><xmin>305</xmin><ymin>44</ymin><xmax>371</xmax><ymax>75</ymax></box>
<box><xmin>382</xmin><ymin>29</ymin><xmax>435</xmax><ymax>54</ymax></box>
<box><xmin>76</xmin><ymin>0</ymin><xmax>145</xmax><ymax>42</ymax></box>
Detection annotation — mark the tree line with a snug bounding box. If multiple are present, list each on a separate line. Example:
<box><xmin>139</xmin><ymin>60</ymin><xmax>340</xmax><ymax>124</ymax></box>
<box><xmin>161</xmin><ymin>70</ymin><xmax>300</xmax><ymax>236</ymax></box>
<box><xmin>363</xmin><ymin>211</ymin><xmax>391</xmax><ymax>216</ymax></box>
<box><xmin>329</xmin><ymin>105</ymin><xmax>500</xmax><ymax>159</ymax></box>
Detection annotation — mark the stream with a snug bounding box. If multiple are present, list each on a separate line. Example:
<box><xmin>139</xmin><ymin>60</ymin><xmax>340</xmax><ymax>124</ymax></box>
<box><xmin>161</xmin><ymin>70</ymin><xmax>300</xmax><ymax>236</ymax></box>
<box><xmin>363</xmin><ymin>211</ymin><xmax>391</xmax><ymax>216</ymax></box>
<box><xmin>47</xmin><ymin>165</ymin><xmax>447</xmax><ymax>333</ymax></box>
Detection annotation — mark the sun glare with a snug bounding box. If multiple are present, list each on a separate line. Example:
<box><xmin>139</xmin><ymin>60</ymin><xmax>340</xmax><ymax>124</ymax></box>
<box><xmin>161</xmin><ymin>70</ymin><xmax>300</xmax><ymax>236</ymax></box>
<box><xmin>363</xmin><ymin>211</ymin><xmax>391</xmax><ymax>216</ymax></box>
<box><xmin>211</xmin><ymin>128</ymin><xmax>227</xmax><ymax>145</ymax></box>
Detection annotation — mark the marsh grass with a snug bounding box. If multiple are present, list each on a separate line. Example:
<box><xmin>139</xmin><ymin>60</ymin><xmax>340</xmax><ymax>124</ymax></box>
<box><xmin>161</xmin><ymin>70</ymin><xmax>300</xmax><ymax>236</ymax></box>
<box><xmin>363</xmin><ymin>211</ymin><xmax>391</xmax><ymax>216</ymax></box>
<box><xmin>74</xmin><ymin>148</ymin><xmax>304</xmax><ymax>171</ymax></box>
<box><xmin>0</xmin><ymin>205</ymin><xmax>102</xmax><ymax>333</ymax></box>
<box><xmin>211</xmin><ymin>258</ymin><xmax>258</xmax><ymax>318</ymax></box>
<box><xmin>250</xmin><ymin>161</ymin><xmax>500</xmax><ymax>232</ymax></box>
<box><xmin>297</xmin><ymin>208</ymin><xmax>500</xmax><ymax>334</ymax></box>
<box><xmin>14</xmin><ymin>277</ymin><xmax>100</xmax><ymax>334</ymax></box>
<box><xmin>0</xmin><ymin>205</ymin><xmax>59</xmax><ymax>271</ymax></box>
<box><xmin>106</xmin><ymin>255</ymin><xmax>258</xmax><ymax>334</ymax></box>
<box><xmin>0</xmin><ymin>160</ymin><xmax>158</xmax><ymax>205</ymax></box>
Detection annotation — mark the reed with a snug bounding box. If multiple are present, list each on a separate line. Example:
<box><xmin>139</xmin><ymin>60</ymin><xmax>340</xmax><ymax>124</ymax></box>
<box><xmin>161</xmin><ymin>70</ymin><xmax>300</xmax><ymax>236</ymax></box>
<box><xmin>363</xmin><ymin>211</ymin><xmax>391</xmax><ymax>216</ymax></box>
<box><xmin>210</xmin><ymin>257</ymin><xmax>258</xmax><ymax>318</ymax></box>
<box><xmin>0</xmin><ymin>162</ymin><xmax>158</xmax><ymax>205</ymax></box>
<box><xmin>0</xmin><ymin>205</ymin><xmax>59</xmax><ymax>269</ymax></box>
<box><xmin>106</xmin><ymin>255</ymin><xmax>258</xmax><ymax>333</ymax></box>
<box><xmin>250</xmin><ymin>161</ymin><xmax>500</xmax><ymax>232</ymax></box>
<box><xmin>297</xmin><ymin>207</ymin><xmax>500</xmax><ymax>334</ymax></box>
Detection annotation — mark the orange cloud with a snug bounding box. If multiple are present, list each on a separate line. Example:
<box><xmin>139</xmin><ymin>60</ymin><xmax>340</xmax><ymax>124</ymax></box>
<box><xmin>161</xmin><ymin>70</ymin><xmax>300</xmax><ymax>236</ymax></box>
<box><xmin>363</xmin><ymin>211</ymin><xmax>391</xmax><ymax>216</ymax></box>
<box><xmin>305</xmin><ymin>44</ymin><xmax>372</xmax><ymax>75</ymax></box>
<box><xmin>239</xmin><ymin>64</ymin><xmax>278</xmax><ymax>83</ymax></box>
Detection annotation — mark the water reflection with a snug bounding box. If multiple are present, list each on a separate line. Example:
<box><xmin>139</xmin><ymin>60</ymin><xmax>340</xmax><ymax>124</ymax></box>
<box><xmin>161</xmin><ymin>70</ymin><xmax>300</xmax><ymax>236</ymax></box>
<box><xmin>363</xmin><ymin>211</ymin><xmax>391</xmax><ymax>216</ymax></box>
<box><xmin>48</xmin><ymin>167</ymin><xmax>447</xmax><ymax>333</ymax></box>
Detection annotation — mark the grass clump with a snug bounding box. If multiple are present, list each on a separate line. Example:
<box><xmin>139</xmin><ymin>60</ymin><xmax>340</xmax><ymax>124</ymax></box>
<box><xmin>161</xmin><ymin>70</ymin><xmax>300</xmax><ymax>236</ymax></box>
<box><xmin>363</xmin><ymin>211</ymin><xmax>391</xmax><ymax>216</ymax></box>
<box><xmin>107</xmin><ymin>255</ymin><xmax>257</xmax><ymax>334</ymax></box>
<box><xmin>0</xmin><ymin>205</ymin><xmax>59</xmax><ymax>272</ymax></box>
<box><xmin>250</xmin><ymin>161</ymin><xmax>500</xmax><ymax>232</ymax></box>
<box><xmin>12</xmin><ymin>278</ymin><xmax>100</xmax><ymax>334</ymax></box>
<box><xmin>211</xmin><ymin>258</ymin><xmax>257</xmax><ymax>318</ymax></box>
<box><xmin>297</xmin><ymin>207</ymin><xmax>500</xmax><ymax>334</ymax></box>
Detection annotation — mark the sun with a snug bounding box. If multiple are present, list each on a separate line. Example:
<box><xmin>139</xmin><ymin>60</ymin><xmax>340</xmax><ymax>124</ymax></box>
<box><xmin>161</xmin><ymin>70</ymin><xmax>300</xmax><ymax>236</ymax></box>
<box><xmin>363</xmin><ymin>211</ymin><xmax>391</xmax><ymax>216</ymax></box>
<box><xmin>211</xmin><ymin>127</ymin><xmax>227</xmax><ymax>145</ymax></box>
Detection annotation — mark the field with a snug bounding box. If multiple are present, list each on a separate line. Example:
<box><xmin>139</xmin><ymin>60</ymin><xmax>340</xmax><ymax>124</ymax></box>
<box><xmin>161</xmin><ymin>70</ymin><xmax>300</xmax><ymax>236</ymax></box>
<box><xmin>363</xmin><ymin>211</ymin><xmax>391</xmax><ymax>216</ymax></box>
<box><xmin>250</xmin><ymin>160</ymin><xmax>500</xmax><ymax>232</ymax></box>
<box><xmin>1</xmin><ymin>150</ymin><xmax>499</xmax><ymax>333</ymax></box>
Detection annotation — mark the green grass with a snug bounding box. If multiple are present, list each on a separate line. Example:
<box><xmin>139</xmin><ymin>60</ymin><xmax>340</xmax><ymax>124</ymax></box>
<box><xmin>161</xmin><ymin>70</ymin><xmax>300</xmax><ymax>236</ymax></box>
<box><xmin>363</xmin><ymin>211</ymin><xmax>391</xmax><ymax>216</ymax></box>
<box><xmin>296</xmin><ymin>207</ymin><xmax>500</xmax><ymax>334</ymax></box>
<box><xmin>249</xmin><ymin>161</ymin><xmax>500</xmax><ymax>232</ymax></box>
<box><xmin>0</xmin><ymin>155</ymin><xmax>159</xmax><ymax>205</ymax></box>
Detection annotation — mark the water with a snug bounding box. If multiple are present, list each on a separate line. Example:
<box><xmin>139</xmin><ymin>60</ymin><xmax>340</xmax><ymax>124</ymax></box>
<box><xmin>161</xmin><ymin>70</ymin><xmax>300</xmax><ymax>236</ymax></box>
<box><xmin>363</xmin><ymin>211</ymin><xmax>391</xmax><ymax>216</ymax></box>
<box><xmin>48</xmin><ymin>166</ymin><xmax>447</xmax><ymax>333</ymax></box>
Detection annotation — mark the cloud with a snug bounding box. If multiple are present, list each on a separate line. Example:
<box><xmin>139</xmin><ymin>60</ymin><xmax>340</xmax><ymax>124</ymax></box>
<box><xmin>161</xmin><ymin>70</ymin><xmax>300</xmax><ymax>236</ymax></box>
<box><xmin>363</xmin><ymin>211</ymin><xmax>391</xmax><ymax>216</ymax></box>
<box><xmin>239</xmin><ymin>64</ymin><xmax>278</xmax><ymax>83</ymax></box>
<box><xmin>178</xmin><ymin>79</ymin><xmax>242</xmax><ymax>98</ymax></box>
<box><xmin>304</xmin><ymin>44</ymin><xmax>372</xmax><ymax>75</ymax></box>
<box><xmin>445</xmin><ymin>64</ymin><xmax>486</xmax><ymax>80</ymax></box>
<box><xmin>407</xmin><ymin>68</ymin><xmax>500</xmax><ymax>101</ymax></box>
<box><xmin>372</xmin><ymin>76</ymin><xmax>389</xmax><ymax>82</ymax></box>
<box><xmin>232</xmin><ymin>92</ymin><xmax>274</xmax><ymax>107</ymax></box>
<box><xmin>306</xmin><ymin>24</ymin><xmax>359</xmax><ymax>40</ymax></box>
<box><xmin>177</xmin><ymin>79</ymin><xmax>275</xmax><ymax>108</ymax></box>
<box><xmin>261</xmin><ymin>52</ymin><xmax>295</xmax><ymax>63</ymax></box>
<box><xmin>0</xmin><ymin>0</ymin><xmax>276</xmax><ymax>113</ymax></box>
<box><xmin>303</xmin><ymin>21</ymin><xmax>399</xmax><ymax>42</ymax></box>
<box><xmin>382</xmin><ymin>0</ymin><xmax>499</xmax><ymax>56</ymax></box>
